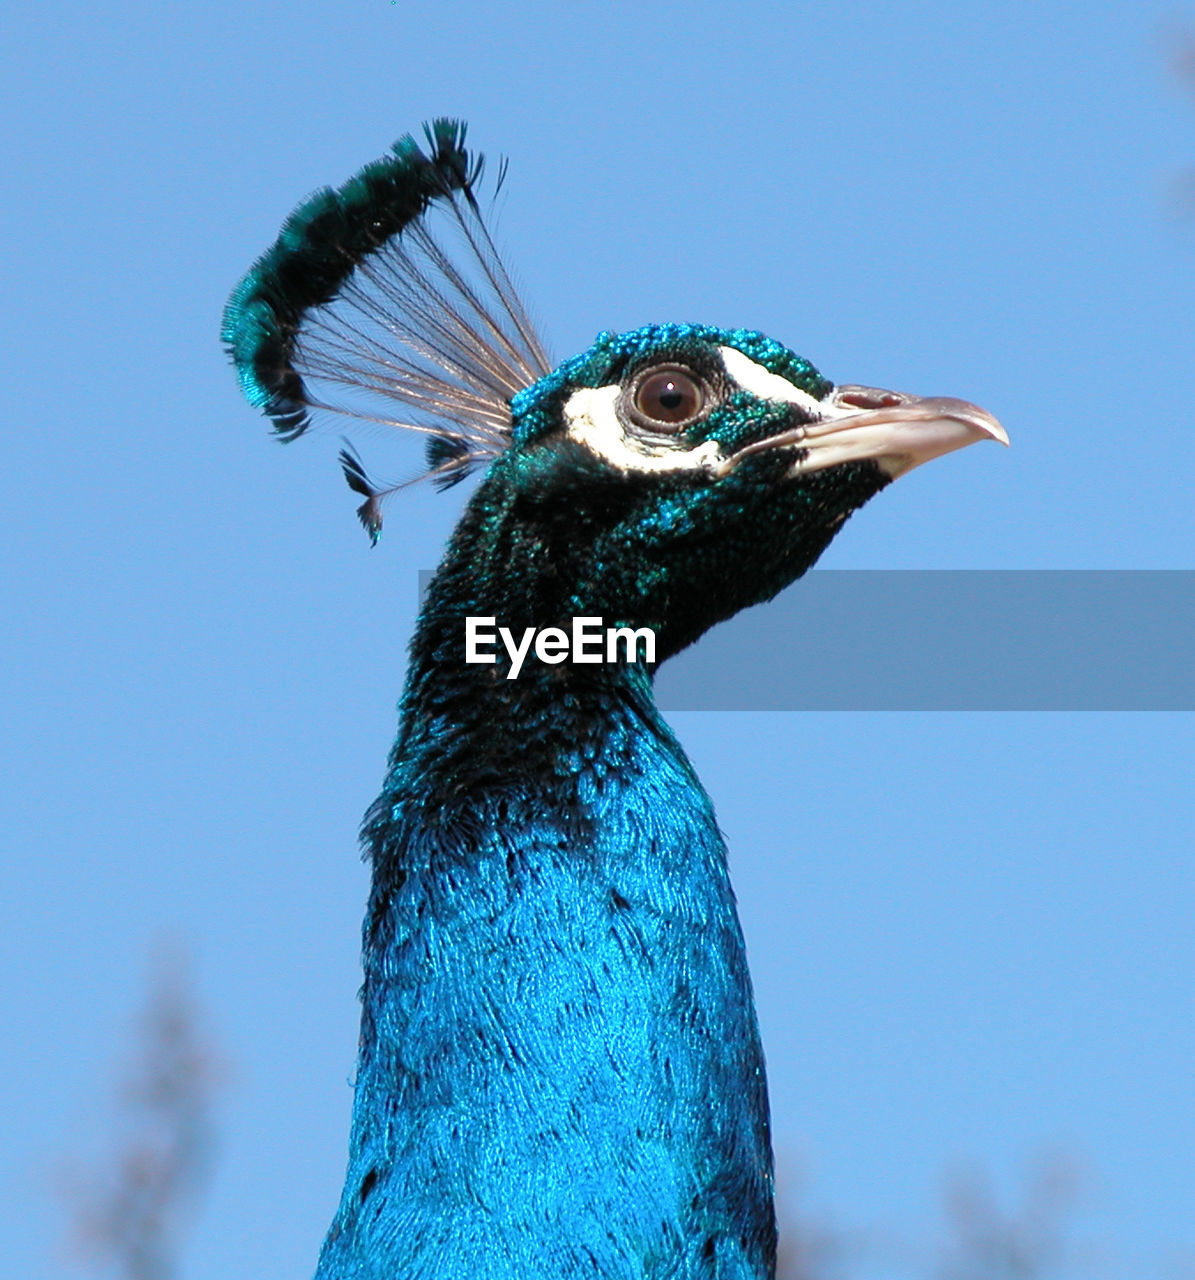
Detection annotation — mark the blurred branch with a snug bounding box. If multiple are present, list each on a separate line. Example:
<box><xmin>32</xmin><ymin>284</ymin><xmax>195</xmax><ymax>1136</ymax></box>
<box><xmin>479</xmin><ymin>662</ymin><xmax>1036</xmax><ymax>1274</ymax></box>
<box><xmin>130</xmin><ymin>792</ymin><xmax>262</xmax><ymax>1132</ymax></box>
<box><xmin>64</xmin><ymin>943</ymin><xmax>223</xmax><ymax>1280</ymax></box>
<box><xmin>777</xmin><ymin>1225</ymin><xmax>846</xmax><ymax>1280</ymax></box>
<box><xmin>1171</xmin><ymin>24</ymin><xmax>1195</xmax><ymax>91</ymax></box>
<box><xmin>1165</xmin><ymin>20</ymin><xmax>1195</xmax><ymax>212</ymax></box>
<box><xmin>776</xmin><ymin>1152</ymin><xmax>1082</xmax><ymax>1280</ymax></box>
<box><xmin>935</xmin><ymin>1154</ymin><xmax>1080</xmax><ymax>1280</ymax></box>
<box><xmin>776</xmin><ymin>1177</ymin><xmax>849</xmax><ymax>1280</ymax></box>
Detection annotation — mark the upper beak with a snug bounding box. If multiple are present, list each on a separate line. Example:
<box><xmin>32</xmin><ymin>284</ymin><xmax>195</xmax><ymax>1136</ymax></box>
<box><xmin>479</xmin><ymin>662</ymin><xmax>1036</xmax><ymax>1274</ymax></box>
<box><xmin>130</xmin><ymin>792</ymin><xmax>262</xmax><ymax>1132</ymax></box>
<box><xmin>789</xmin><ymin>384</ymin><xmax>1009</xmax><ymax>479</ymax></box>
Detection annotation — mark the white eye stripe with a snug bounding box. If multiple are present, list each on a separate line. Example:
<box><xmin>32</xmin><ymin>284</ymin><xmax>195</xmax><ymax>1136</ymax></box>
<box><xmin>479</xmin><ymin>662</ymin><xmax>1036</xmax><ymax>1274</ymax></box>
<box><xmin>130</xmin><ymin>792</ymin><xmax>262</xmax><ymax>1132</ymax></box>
<box><xmin>718</xmin><ymin>346</ymin><xmax>830</xmax><ymax>417</ymax></box>
<box><xmin>562</xmin><ymin>385</ymin><xmax>724</xmax><ymax>475</ymax></box>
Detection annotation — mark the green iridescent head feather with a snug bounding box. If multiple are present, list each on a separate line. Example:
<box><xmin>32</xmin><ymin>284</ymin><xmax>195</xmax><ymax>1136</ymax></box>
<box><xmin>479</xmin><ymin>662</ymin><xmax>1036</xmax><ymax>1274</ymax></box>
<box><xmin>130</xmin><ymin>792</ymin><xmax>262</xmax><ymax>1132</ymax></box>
<box><xmin>510</xmin><ymin>324</ymin><xmax>831</xmax><ymax>447</ymax></box>
<box><xmin>221</xmin><ymin>118</ymin><xmax>548</xmax><ymax>462</ymax></box>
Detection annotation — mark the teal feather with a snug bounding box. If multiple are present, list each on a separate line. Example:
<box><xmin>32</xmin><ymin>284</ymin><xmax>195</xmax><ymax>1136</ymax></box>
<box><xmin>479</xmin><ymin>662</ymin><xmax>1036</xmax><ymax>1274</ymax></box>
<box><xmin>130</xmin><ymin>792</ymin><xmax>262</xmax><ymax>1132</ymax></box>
<box><xmin>221</xmin><ymin>120</ymin><xmax>498</xmax><ymax>441</ymax></box>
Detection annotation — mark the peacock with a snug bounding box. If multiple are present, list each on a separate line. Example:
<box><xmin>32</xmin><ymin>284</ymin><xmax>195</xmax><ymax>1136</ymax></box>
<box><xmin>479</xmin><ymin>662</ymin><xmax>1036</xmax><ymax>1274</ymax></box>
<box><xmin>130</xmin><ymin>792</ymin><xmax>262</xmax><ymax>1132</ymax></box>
<box><xmin>223</xmin><ymin>120</ymin><xmax>1006</xmax><ymax>1280</ymax></box>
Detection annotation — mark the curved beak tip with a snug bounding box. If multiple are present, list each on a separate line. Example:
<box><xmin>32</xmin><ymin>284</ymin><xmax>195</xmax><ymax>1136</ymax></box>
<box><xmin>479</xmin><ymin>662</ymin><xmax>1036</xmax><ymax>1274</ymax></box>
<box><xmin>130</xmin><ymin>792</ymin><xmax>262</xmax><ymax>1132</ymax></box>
<box><xmin>959</xmin><ymin>403</ymin><xmax>1009</xmax><ymax>449</ymax></box>
<box><xmin>918</xmin><ymin>396</ymin><xmax>1009</xmax><ymax>449</ymax></box>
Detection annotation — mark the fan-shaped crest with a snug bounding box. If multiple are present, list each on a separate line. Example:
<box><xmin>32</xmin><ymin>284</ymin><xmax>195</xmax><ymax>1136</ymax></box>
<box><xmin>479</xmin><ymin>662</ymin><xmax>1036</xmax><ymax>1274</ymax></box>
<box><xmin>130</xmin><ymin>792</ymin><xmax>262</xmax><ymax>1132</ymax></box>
<box><xmin>221</xmin><ymin>119</ymin><xmax>551</xmax><ymax>540</ymax></box>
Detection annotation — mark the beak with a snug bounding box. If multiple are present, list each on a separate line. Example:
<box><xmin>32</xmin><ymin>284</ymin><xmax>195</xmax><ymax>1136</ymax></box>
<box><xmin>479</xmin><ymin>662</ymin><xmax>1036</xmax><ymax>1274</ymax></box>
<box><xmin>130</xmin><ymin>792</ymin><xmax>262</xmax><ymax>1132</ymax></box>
<box><xmin>786</xmin><ymin>384</ymin><xmax>1009</xmax><ymax>479</ymax></box>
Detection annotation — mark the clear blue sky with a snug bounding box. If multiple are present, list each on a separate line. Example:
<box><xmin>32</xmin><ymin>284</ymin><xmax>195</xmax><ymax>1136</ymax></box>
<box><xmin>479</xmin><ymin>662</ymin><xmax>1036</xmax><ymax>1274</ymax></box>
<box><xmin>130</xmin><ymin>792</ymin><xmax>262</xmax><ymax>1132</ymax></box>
<box><xmin>3</xmin><ymin>1</ymin><xmax>1193</xmax><ymax>1276</ymax></box>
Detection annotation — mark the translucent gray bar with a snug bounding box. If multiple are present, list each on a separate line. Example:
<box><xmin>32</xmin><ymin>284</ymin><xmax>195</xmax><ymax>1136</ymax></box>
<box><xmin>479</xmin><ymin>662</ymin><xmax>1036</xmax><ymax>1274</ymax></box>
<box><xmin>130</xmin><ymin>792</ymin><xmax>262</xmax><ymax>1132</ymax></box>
<box><xmin>416</xmin><ymin>571</ymin><xmax>1194</xmax><ymax>710</ymax></box>
<box><xmin>655</xmin><ymin>571</ymin><xmax>1195</xmax><ymax>711</ymax></box>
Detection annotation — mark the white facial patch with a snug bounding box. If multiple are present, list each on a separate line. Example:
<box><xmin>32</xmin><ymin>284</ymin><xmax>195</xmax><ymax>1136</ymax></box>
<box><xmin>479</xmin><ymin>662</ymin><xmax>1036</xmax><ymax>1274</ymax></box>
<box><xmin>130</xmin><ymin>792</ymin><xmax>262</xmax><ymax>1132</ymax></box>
<box><xmin>562</xmin><ymin>384</ymin><xmax>725</xmax><ymax>475</ymax></box>
<box><xmin>718</xmin><ymin>346</ymin><xmax>830</xmax><ymax>418</ymax></box>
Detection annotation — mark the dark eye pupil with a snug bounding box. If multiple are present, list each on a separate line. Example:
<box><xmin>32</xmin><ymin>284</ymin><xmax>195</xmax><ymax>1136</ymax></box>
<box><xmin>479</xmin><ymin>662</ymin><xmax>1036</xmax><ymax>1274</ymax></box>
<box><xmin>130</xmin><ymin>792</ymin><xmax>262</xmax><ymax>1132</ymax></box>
<box><xmin>634</xmin><ymin>369</ymin><xmax>702</xmax><ymax>426</ymax></box>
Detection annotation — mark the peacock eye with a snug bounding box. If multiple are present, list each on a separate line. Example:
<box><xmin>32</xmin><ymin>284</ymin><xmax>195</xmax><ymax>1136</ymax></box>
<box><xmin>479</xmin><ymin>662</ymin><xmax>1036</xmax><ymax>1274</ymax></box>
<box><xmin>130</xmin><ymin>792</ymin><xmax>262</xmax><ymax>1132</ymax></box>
<box><xmin>631</xmin><ymin>367</ymin><xmax>705</xmax><ymax>428</ymax></box>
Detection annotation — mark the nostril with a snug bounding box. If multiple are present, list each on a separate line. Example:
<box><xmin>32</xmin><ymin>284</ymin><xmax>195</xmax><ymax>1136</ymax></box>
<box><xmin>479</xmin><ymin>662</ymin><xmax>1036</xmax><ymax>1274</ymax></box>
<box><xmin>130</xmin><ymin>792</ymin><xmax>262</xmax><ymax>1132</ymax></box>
<box><xmin>837</xmin><ymin>388</ymin><xmax>906</xmax><ymax>410</ymax></box>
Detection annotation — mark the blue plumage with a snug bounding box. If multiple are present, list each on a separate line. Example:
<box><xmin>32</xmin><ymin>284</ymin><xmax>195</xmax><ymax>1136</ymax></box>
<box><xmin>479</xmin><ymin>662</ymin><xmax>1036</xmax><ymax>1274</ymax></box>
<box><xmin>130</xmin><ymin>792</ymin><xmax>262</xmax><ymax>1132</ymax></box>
<box><xmin>321</xmin><ymin>685</ymin><xmax>771</xmax><ymax>1278</ymax></box>
<box><xmin>224</xmin><ymin>122</ymin><xmax>1006</xmax><ymax>1279</ymax></box>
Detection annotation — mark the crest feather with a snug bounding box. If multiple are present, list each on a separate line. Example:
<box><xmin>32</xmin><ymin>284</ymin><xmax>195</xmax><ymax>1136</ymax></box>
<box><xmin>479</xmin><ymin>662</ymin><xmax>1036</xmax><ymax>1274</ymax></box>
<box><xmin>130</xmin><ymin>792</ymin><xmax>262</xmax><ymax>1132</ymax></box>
<box><xmin>222</xmin><ymin>120</ymin><xmax>551</xmax><ymax>531</ymax></box>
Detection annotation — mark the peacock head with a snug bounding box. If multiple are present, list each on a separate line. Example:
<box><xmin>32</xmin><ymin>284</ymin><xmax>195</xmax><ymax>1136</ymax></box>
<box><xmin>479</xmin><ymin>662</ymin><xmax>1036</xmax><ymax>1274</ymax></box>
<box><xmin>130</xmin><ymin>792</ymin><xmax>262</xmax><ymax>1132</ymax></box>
<box><xmin>450</xmin><ymin>322</ymin><xmax>1004</xmax><ymax>659</ymax></box>
<box><xmin>223</xmin><ymin>122</ymin><xmax>1006</xmax><ymax>665</ymax></box>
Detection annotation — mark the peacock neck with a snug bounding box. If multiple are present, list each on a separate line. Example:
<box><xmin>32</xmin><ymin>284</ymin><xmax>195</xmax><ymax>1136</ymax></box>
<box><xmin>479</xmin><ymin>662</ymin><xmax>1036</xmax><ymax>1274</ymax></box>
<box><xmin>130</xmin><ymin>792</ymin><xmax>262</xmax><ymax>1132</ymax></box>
<box><xmin>377</xmin><ymin>536</ymin><xmax>674</xmax><ymax>827</ymax></box>
<box><xmin>314</xmin><ymin>550</ymin><xmax>777</xmax><ymax>1279</ymax></box>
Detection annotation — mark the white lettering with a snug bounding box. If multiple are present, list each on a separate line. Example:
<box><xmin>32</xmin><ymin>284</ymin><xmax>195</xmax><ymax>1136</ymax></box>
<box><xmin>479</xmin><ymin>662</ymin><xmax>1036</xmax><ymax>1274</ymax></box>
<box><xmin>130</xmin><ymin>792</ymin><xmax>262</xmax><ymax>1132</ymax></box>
<box><xmin>465</xmin><ymin>616</ymin><xmax>497</xmax><ymax>663</ymax></box>
<box><xmin>535</xmin><ymin>627</ymin><xmax>570</xmax><ymax>664</ymax></box>
<box><xmin>572</xmin><ymin>616</ymin><xmax>604</xmax><ymax>663</ymax></box>
<box><xmin>607</xmin><ymin>626</ymin><xmax>656</xmax><ymax>665</ymax></box>
<box><xmin>501</xmin><ymin>626</ymin><xmax>537</xmax><ymax>680</ymax></box>
<box><xmin>464</xmin><ymin>617</ymin><xmax>658</xmax><ymax>675</ymax></box>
